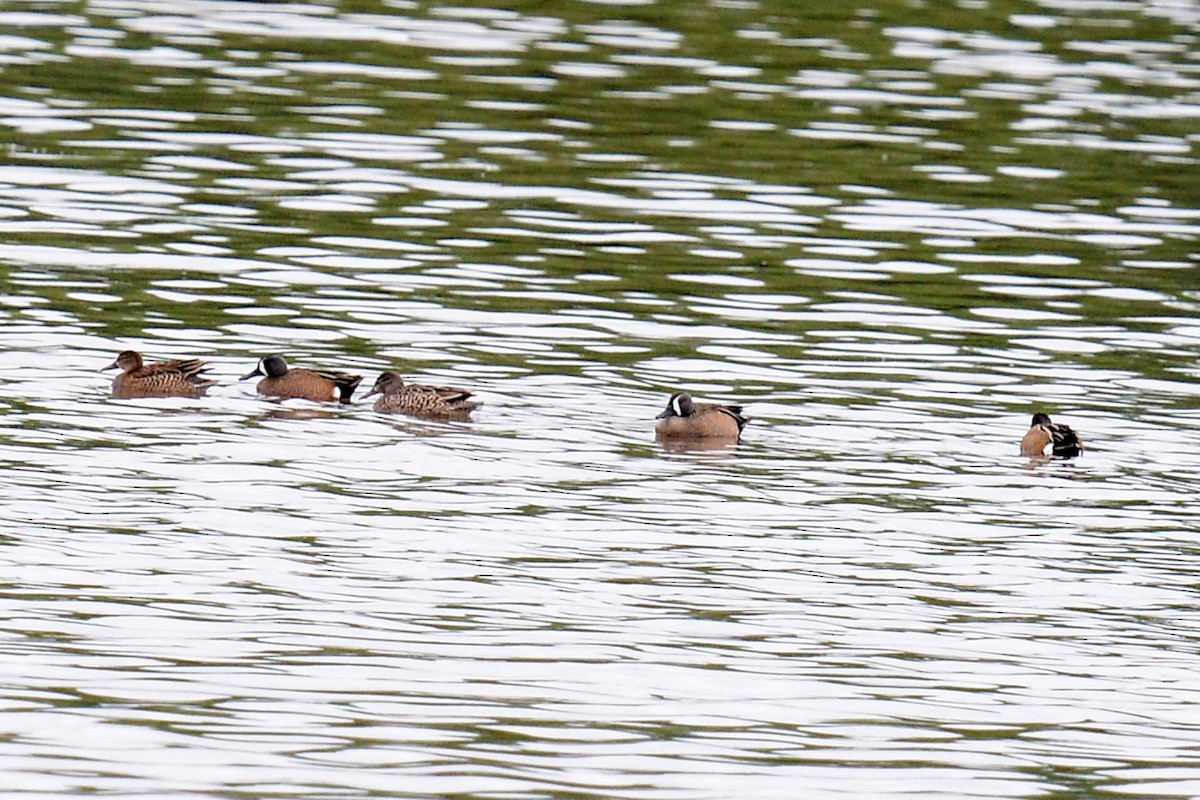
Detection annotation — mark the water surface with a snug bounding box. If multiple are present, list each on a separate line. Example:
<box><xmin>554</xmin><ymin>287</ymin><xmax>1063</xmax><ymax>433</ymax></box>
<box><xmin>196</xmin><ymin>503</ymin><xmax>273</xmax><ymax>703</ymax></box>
<box><xmin>0</xmin><ymin>0</ymin><xmax>1198</xmax><ymax>797</ymax></box>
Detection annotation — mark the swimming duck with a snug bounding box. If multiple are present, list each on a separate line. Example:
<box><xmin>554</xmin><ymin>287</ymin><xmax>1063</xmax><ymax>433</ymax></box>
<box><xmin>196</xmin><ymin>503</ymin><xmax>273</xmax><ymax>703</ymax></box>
<box><xmin>1020</xmin><ymin>412</ymin><xmax>1083</xmax><ymax>458</ymax></box>
<box><xmin>655</xmin><ymin>391</ymin><xmax>747</xmax><ymax>440</ymax></box>
<box><xmin>103</xmin><ymin>350</ymin><xmax>215</xmax><ymax>399</ymax></box>
<box><xmin>364</xmin><ymin>371</ymin><xmax>482</xmax><ymax>418</ymax></box>
<box><xmin>242</xmin><ymin>355</ymin><xmax>361</xmax><ymax>404</ymax></box>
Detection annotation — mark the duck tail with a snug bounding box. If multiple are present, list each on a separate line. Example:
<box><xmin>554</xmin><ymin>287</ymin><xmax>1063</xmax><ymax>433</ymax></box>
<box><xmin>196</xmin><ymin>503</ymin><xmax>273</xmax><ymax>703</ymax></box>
<box><xmin>336</xmin><ymin>375</ymin><xmax>363</xmax><ymax>404</ymax></box>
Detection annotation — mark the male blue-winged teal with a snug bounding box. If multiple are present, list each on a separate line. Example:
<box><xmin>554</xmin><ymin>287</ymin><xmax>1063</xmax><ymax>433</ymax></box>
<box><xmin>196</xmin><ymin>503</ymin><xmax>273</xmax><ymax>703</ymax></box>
<box><xmin>1020</xmin><ymin>412</ymin><xmax>1083</xmax><ymax>458</ymax></box>
<box><xmin>655</xmin><ymin>391</ymin><xmax>748</xmax><ymax>440</ymax></box>
<box><xmin>241</xmin><ymin>355</ymin><xmax>361</xmax><ymax>404</ymax></box>
<box><xmin>364</xmin><ymin>371</ymin><xmax>482</xmax><ymax>418</ymax></box>
<box><xmin>102</xmin><ymin>350</ymin><xmax>216</xmax><ymax>399</ymax></box>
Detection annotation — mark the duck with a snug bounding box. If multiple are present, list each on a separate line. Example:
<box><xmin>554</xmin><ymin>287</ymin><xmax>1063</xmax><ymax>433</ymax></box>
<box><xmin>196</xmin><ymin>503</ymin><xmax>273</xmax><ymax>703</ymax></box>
<box><xmin>102</xmin><ymin>350</ymin><xmax>216</xmax><ymax>399</ymax></box>
<box><xmin>364</xmin><ymin>371</ymin><xmax>481</xmax><ymax>418</ymax></box>
<box><xmin>655</xmin><ymin>391</ymin><xmax>747</xmax><ymax>440</ymax></box>
<box><xmin>1020</xmin><ymin>412</ymin><xmax>1083</xmax><ymax>458</ymax></box>
<box><xmin>241</xmin><ymin>355</ymin><xmax>361</xmax><ymax>404</ymax></box>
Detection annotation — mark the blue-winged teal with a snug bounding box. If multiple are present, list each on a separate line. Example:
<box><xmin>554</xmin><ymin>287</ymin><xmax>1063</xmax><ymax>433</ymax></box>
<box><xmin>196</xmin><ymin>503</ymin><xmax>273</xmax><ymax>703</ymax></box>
<box><xmin>1020</xmin><ymin>412</ymin><xmax>1083</xmax><ymax>458</ymax></box>
<box><xmin>655</xmin><ymin>391</ymin><xmax>748</xmax><ymax>440</ymax></box>
<box><xmin>241</xmin><ymin>355</ymin><xmax>361</xmax><ymax>404</ymax></box>
<box><xmin>364</xmin><ymin>371</ymin><xmax>482</xmax><ymax>418</ymax></box>
<box><xmin>102</xmin><ymin>350</ymin><xmax>215</xmax><ymax>399</ymax></box>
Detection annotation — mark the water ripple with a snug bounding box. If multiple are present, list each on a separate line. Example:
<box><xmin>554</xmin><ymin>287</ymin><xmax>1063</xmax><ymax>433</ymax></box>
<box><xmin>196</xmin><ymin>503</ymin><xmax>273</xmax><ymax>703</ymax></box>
<box><xmin>0</xmin><ymin>0</ymin><xmax>1198</xmax><ymax>797</ymax></box>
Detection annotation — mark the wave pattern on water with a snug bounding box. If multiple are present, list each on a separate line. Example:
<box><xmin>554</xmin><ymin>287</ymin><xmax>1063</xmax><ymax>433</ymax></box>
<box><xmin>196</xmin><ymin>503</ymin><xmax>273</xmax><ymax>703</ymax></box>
<box><xmin>0</xmin><ymin>0</ymin><xmax>1198</xmax><ymax>798</ymax></box>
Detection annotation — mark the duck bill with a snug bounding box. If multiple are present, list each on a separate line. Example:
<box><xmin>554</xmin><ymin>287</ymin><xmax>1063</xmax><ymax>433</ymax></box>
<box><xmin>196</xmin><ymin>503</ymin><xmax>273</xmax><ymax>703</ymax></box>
<box><xmin>655</xmin><ymin>409</ymin><xmax>672</xmax><ymax>419</ymax></box>
<box><xmin>240</xmin><ymin>368</ymin><xmax>262</xmax><ymax>381</ymax></box>
<box><xmin>100</xmin><ymin>360</ymin><xmax>119</xmax><ymax>372</ymax></box>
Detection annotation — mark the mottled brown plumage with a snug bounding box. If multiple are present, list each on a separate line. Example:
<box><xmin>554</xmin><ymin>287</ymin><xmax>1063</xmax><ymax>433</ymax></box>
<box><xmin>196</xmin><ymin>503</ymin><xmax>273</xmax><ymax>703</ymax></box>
<box><xmin>655</xmin><ymin>391</ymin><xmax>747</xmax><ymax>440</ymax></box>
<box><xmin>102</xmin><ymin>350</ymin><xmax>215</xmax><ymax>399</ymax></box>
<box><xmin>242</xmin><ymin>355</ymin><xmax>361</xmax><ymax>404</ymax></box>
<box><xmin>1020</xmin><ymin>412</ymin><xmax>1083</xmax><ymax>458</ymax></box>
<box><xmin>364</xmin><ymin>371</ymin><xmax>481</xmax><ymax>418</ymax></box>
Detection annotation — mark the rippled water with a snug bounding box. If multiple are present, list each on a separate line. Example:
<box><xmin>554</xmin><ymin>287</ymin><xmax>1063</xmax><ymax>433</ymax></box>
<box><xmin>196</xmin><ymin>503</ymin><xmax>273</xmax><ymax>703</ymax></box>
<box><xmin>0</xmin><ymin>0</ymin><xmax>1199</xmax><ymax>797</ymax></box>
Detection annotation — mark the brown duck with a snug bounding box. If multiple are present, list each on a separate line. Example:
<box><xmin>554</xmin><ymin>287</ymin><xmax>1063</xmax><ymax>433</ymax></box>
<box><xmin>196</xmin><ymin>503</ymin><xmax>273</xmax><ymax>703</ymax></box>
<box><xmin>655</xmin><ymin>391</ymin><xmax>747</xmax><ymax>440</ymax></box>
<box><xmin>1020</xmin><ymin>412</ymin><xmax>1083</xmax><ymax>458</ymax></box>
<box><xmin>242</xmin><ymin>355</ymin><xmax>361</xmax><ymax>404</ymax></box>
<box><xmin>364</xmin><ymin>371</ymin><xmax>481</xmax><ymax>418</ymax></box>
<box><xmin>102</xmin><ymin>350</ymin><xmax>215</xmax><ymax>399</ymax></box>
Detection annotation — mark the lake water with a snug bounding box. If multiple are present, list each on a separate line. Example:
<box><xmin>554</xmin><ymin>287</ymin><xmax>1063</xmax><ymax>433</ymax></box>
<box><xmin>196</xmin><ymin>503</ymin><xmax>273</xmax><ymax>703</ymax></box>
<box><xmin>0</xmin><ymin>0</ymin><xmax>1199</xmax><ymax>797</ymax></box>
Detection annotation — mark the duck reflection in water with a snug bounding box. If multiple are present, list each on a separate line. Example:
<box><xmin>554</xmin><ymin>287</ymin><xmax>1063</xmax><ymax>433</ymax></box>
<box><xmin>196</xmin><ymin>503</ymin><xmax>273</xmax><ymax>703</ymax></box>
<box><xmin>657</xmin><ymin>436</ymin><xmax>743</xmax><ymax>454</ymax></box>
<box><xmin>259</xmin><ymin>407</ymin><xmax>340</xmax><ymax>422</ymax></box>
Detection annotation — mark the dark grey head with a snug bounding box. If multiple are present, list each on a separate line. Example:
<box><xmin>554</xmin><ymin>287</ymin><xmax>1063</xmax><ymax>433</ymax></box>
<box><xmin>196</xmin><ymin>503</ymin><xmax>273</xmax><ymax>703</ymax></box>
<box><xmin>656</xmin><ymin>391</ymin><xmax>696</xmax><ymax>419</ymax></box>
<box><xmin>1031</xmin><ymin>412</ymin><xmax>1052</xmax><ymax>427</ymax></box>
<box><xmin>242</xmin><ymin>355</ymin><xmax>288</xmax><ymax>380</ymax></box>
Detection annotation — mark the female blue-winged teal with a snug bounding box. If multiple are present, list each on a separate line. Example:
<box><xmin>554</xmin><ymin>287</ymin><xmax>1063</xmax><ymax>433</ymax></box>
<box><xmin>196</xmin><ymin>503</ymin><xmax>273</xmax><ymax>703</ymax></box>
<box><xmin>655</xmin><ymin>391</ymin><xmax>748</xmax><ymax>440</ymax></box>
<box><xmin>241</xmin><ymin>355</ymin><xmax>361</xmax><ymax>404</ymax></box>
<box><xmin>364</xmin><ymin>371</ymin><xmax>482</xmax><ymax>418</ymax></box>
<box><xmin>102</xmin><ymin>350</ymin><xmax>216</xmax><ymax>399</ymax></box>
<box><xmin>1020</xmin><ymin>412</ymin><xmax>1083</xmax><ymax>457</ymax></box>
